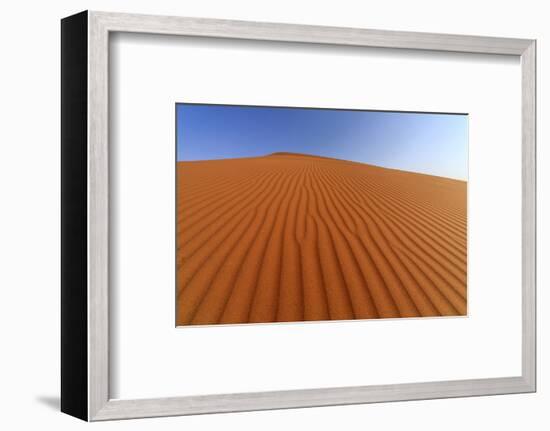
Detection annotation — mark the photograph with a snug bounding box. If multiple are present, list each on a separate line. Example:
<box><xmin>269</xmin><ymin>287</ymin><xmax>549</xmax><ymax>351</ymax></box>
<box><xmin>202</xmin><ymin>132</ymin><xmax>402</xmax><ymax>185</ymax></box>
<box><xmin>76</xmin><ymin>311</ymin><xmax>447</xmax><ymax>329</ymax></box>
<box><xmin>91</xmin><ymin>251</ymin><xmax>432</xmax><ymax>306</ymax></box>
<box><xmin>176</xmin><ymin>103</ymin><xmax>468</xmax><ymax>326</ymax></box>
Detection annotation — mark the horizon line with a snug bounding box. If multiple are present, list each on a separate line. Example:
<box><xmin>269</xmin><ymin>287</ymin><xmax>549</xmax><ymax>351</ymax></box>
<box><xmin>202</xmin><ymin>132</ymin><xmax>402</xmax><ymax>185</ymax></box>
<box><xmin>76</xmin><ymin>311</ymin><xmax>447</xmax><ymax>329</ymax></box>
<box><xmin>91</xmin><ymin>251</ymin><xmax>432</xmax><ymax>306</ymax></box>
<box><xmin>177</xmin><ymin>151</ymin><xmax>468</xmax><ymax>182</ymax></box>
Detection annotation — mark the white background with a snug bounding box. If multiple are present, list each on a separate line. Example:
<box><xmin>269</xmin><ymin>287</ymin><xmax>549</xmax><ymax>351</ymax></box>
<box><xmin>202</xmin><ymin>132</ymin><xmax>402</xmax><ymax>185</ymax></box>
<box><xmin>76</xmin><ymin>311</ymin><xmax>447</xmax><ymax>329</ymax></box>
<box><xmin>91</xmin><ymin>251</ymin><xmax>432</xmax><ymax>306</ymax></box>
<box><xmin>111</xmin><ymin>33</ymin><xmax>522</xmax><ymax>399</ymax></box>
<box><xmin>0</xmin><ymin>0</ymin><xmax>547</xmax><ymax>429</ymax></box>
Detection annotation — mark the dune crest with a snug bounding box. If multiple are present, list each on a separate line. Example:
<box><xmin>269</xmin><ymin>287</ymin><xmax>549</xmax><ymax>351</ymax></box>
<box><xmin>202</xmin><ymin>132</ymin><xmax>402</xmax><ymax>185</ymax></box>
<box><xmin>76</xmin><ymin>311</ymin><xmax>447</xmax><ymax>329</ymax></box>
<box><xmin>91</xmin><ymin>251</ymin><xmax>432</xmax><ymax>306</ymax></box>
<box><xmin>176</xmin><ymin>153</ymin><xmax>467</xmax><ymax>325</ymax></box>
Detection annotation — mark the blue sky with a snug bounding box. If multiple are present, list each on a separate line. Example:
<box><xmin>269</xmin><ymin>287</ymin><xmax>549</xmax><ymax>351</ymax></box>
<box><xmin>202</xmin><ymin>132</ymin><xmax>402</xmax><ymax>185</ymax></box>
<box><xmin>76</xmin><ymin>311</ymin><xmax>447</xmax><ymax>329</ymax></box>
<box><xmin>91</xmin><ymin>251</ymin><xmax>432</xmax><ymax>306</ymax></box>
<box><xmin>176</xmin><ymin>104</ymin><xmax>468</xmax><ymax>180</ymax></box>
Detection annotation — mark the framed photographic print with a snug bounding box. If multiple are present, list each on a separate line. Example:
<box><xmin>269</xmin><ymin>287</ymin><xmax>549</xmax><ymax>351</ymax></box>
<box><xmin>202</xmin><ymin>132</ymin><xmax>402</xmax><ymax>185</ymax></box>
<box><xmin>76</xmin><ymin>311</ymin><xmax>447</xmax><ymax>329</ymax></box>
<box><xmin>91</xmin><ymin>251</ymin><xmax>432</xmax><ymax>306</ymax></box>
<box><xmin>61</xmin><ymin>11</ymin><xmax>536</xmax><ymax>421</ymax></box>
<box><xmin>175</xmin><ymin>103</ymin><xmax>468</xmax><ymax>326</ymax></box>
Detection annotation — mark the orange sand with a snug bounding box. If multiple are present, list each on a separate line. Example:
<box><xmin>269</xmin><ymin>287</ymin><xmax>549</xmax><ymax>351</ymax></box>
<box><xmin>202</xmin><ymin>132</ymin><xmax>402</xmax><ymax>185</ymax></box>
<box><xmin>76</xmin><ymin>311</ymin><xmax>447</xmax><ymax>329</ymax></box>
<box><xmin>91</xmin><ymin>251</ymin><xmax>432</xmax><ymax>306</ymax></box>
<box><xmin>176</xmin><ymin>153</ymin><xmax>467</xmax><ymax>325</ymax></box>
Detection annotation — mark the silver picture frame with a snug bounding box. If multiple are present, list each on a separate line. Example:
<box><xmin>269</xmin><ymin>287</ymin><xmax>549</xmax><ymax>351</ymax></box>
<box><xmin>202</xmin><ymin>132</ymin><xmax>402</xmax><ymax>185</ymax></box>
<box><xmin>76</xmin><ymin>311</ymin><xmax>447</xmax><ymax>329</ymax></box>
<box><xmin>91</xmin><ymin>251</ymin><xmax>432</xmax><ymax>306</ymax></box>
<box><xmin>61</xmin><ymin>10</ymin><xmax>536</xmax><ymax>421</ymax></box>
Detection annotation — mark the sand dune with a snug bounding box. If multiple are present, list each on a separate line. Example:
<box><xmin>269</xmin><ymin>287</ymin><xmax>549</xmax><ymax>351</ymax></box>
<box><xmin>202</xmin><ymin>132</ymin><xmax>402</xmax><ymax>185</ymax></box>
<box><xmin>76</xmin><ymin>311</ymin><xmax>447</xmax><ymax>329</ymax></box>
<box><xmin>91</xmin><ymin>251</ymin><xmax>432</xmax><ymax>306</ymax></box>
<box><xmin>176</xmin><ymin>152</ymin><xmax>467</xmax><ymax>325</ymax></box>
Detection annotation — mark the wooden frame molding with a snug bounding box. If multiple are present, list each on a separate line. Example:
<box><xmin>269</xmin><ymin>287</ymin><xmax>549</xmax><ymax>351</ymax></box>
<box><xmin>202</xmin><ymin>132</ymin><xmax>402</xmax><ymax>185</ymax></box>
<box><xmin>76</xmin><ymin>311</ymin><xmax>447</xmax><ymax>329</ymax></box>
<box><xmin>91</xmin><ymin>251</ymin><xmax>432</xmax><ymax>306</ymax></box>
<box><xmin>61</xmin><ymin>10</ymin><xmax>536</xmax><ymax>421</ymax></box>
